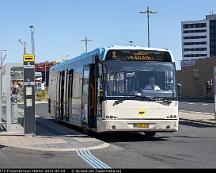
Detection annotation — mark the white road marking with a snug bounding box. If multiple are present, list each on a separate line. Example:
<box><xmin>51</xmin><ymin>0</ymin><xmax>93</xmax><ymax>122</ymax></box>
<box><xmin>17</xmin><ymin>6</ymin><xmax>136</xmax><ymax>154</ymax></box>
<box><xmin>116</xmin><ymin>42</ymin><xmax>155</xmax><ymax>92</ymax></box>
<box><xmin>188</xmin><ymin>103</ymin><xmax>195</xmax><ymax>105</ymax></box>
<box><xmin>202</xmin><ymin>104</ymin><xmax>208</xmax><ymax>106</ymax></box>
<box><xmin>76</xmin><ymin>149</ymin><xmax>111</xmax><ymax>169</ymax></box>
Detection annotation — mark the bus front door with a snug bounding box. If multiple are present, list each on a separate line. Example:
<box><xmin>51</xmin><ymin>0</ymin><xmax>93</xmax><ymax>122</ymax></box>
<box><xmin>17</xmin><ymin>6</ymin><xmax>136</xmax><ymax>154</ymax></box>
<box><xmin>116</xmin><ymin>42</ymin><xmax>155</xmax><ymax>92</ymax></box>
<box><xmin>89</xmin><ymin>64</ymin><xmax>97</xmax><ymax>129</ymax></box>
<box><xmin>81</xmin><ymin>65</ymin><xmax>97</xmax><ymax>130</ymax></box>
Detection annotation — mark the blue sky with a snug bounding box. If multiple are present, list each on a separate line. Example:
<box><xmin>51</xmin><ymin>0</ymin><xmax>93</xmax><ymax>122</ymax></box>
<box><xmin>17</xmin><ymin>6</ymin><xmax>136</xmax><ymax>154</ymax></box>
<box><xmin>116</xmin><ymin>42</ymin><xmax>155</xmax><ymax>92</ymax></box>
<box><xmin>0</xmin><ymin>0</ymin><xmax>216</xmax><ymax>69</ymax></box>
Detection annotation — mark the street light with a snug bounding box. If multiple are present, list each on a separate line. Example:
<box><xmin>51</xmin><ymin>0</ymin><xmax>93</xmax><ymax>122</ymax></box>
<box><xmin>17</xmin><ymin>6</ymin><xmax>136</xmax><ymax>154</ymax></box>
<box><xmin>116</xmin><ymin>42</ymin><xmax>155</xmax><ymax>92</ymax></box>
<box><xmin>29</xmin><ymin>25</ymin><xmax>35</xmax><ymax>55</ymax></box>
<box><xmin>129</xmin><ymin>41</ymin><xmax>134</xmax><ymax>46</ymax></box>
<box><xmin>1</xmin><ymin>50</ymin><xmax>7</xmax><ymax>67</ymax></box>
<box><xmin>18</xmin><ymin>38</ymin><xmax>27</xmax><ymax>54</ymax></box>
<box><xmin>139</xmin><ymin>6</ymin><xmax>157</xmax><ymax>47</ymax></box>
<box><xmin>0</xmin><ymin>49</ymin><xmax>7</xmax><ymax>122</ymax></box>
<box><xmin>44</xmin><ymin>61</ymin><xmax>47</xmax><ymax>88</ymax></box>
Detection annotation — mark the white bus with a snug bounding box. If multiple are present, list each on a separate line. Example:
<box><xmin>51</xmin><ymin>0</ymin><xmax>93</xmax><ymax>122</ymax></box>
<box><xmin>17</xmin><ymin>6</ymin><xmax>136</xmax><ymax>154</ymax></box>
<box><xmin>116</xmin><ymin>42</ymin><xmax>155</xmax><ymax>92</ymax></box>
<box><xmin>48</xmin><ymin>46</ymin><xmax>179</xmax><ymax>136</ymax></box>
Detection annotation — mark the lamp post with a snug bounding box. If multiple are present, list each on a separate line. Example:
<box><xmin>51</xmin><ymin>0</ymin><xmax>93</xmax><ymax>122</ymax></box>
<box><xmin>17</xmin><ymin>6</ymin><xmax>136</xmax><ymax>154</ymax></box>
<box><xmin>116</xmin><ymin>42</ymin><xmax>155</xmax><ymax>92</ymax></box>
<box><xmin>139</xmin><ymin>6</ymin><xmax>157</xmax><ymax>47</ymax></box>
<box><xmin>129</xmin><ymin>41</ymin><xmax>134</xmax><ymax>46</ymax></box>
<box><xmin>18</xmin><ymin>39</ymin><xmax>27</xmax><ymax>54</ymax></box>
<box><xmin>44</xmin><ymin>61</ymin><xmax>47</xmax><ymax>88</ymax></box>
<box><xmin>0</xmin><ymin>49</ymin><xmax>7</xmax><ymax>122</ymax></box>
<box><xmin>29</xmin><ymin>25</ymin><xmax>35</xmax><ymax>55</ymax></box>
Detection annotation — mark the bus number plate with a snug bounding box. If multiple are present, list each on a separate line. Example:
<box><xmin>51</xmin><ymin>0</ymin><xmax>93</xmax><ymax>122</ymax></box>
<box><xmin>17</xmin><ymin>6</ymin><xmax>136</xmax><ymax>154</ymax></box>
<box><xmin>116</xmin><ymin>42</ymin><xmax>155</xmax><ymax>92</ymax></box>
<box><xmin>134</xmin><ymin>123</ymin><xmax>149</xmax><ymax>128</ymax></box>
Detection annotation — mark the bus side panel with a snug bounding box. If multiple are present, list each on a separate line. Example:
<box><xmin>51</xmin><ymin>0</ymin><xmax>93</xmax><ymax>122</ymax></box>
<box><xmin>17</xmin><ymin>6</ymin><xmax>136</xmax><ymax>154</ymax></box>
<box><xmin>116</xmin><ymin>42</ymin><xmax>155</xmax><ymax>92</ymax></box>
<box><xmin>68</xmin><ymin>69</ymin><xmax>82</xmax><ymax>127</ymax></box>
<box><xmin>48</xmin><ymin>70</ymin><xmax>58</xmax><ymax>118</ymax></box>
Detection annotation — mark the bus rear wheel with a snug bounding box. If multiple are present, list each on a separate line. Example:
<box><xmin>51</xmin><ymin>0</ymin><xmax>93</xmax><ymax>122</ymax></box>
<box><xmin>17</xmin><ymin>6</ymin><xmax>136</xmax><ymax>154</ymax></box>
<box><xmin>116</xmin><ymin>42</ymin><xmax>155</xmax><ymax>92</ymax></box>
<box><xmin>144</xmin><ymin>132</ymin><xmax>156</xmax><ymax>137</ymax></box>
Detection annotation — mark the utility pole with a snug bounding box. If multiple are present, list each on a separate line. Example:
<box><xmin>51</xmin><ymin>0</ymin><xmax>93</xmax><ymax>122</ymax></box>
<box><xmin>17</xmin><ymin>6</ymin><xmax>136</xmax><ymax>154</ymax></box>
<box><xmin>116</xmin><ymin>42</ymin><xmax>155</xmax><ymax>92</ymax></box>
<box><xmin>139</xmin><ymin>6</ymin><xmax>157</xmax><ymax>47</ymax></box>
<box><xmin>18</xmin><ymin>38</ymin><xmax>27</xmax><ymax>54</ymax></box>
<box><xmin>0</xmin><ymin>49</ymin><xmax>7</xmax><ymax>122</ymax></box>
<box><xmin>44</xmin><ymin>61</ymin><xmax>47</xmax><ymax>88</ymax></box>
<box><xmin>129</xmin><ymin>41</ymin><xmax>134</xmax><ymax>46</ymax></box>
<box><xmin>81</xmin><ymin>36</ymin><xmax>92</xmax><ymax>52</ymax></box>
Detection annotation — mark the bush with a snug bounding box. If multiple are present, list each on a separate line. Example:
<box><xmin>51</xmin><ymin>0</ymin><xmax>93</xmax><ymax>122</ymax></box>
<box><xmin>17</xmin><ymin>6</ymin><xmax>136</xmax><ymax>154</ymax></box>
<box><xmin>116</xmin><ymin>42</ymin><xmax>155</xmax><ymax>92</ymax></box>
<box><xmin>36</xmin><ymin>90</ymin><xmax>48</xmax><ymax>101</ymax></box>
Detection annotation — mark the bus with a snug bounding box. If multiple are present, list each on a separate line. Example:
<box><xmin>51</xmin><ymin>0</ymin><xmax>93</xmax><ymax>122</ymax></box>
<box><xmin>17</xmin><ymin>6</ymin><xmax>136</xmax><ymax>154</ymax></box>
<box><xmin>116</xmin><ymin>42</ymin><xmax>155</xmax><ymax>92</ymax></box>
<box><xmin>48</xmin><ymin>45</ymin><xmax>179</xmax><ymax>136</ymax></box>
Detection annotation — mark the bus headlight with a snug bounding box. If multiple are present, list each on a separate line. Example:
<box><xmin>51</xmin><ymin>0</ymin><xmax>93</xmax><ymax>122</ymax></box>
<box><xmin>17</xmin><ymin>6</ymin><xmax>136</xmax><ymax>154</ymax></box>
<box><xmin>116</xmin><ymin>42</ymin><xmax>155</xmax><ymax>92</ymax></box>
<box><xmin>166</xmin><ymin>115</ymin><xmax>177</xmax><ymax>119</ymax></box>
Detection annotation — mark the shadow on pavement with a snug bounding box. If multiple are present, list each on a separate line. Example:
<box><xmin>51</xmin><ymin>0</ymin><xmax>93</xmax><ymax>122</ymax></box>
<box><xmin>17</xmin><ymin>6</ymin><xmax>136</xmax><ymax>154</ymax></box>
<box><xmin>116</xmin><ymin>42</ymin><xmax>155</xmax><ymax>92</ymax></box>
<box><xmin>36</xmin><ymin>117</ymin><xmax>84</xmax><ymax>137</ymax></box>
<box><xmin>90</xmin><ymin>132</ymin><xmax>168</xmax><ymax>143</ymax></box>
<box><xmin>35</xmin><ymin>116</ymin><xmax>169</xmax><ymax>142</ymax></box>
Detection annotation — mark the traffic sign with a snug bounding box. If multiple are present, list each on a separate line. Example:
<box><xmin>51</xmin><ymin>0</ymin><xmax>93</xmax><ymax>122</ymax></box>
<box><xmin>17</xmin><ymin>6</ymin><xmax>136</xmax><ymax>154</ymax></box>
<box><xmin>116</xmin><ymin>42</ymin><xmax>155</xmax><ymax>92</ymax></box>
<box><xmin>24</xmin><ymin>54</ymin><xmax>35</xmax><ymax>62</ymax></box>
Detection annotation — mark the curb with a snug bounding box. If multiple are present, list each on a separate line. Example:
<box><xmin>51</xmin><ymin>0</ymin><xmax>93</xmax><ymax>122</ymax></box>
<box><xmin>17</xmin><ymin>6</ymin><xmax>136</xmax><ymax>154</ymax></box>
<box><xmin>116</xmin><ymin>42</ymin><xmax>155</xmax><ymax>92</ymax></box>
<box><xmin>0</xmin><ymin>142</ymin><xmax>110</xmax><ymax>152</ymax></box>
<box><xmin>180</xmin><ymin>118</ymin><xmax>216</xmax><ymax>126</ymax></box>
<box><xmin>0</xmin><ymin>135</ymin><xmax>110</xmax><ymax>152</ymax></box>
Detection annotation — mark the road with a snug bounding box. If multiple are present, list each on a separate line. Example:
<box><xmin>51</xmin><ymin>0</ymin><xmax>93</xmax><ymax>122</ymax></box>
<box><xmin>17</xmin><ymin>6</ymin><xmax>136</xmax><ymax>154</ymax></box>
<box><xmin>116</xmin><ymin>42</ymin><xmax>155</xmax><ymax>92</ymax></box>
<box><xmin>179</xmin><ymin>101</ymin><xmax>214</xmax><ymax>113</ymax></box>
<box><xmin>0</xmin><ymin>102</ymin><xmax>216</xmax><ymax>169</ymax></box>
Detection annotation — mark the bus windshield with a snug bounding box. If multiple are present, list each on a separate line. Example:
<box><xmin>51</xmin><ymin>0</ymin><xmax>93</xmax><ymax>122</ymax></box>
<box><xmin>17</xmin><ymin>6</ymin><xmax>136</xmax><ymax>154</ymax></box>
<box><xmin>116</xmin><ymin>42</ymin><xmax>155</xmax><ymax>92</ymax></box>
<box><xmin>103</xmin><ymin>61</ymin><xmax>176</xmax><ymax>99</ymax></box>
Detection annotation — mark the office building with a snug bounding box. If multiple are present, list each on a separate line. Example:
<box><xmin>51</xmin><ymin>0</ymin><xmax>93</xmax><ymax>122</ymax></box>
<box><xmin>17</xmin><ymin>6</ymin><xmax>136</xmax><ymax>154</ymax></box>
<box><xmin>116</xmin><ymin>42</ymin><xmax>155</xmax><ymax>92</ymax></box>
<box><xmin>181</xmin><ymin>13</ymin><xmax>216</xmax><ymax>63</ymax></box>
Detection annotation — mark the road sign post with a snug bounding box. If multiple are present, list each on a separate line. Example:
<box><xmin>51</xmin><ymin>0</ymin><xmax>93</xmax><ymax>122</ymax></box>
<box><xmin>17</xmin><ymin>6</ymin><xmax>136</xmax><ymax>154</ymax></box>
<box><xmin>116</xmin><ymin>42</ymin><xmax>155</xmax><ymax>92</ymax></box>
<box><xmin>23</xmin><ymin>54</ymin><xmax>36</xmax><ymax>135</ymax></box>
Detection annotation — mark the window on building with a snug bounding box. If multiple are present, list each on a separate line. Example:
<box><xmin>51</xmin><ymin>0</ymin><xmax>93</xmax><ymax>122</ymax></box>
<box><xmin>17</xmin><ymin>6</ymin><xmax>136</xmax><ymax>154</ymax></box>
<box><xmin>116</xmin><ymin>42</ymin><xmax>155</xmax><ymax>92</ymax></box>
<box><xmin>184</xmin><ymin>48</ymin><xmax>207</xmax><ymax>51</ymax></box>
<box><xmin>184</xmin><ymin>54</ymin><xmax>207</xmax><ymax>57</ymax></box>
<box><xmin>183</xmin><ymin>29</ymin><xmax>206</xmax><ymax>33</ymax></box>
<box><xmin>184</xmin><ymin>42</ymin><xmax>207</xmax><ymax>45</ymax></box>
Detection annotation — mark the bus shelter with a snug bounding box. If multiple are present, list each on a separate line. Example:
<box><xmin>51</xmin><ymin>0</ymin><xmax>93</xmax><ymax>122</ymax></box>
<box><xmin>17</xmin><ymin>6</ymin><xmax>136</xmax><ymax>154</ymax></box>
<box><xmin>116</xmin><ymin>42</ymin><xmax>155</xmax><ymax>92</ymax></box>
<box><xmin>0</xmin><ymin>63</ymin><xmax>24</xmax><ymax>132</ymax></box>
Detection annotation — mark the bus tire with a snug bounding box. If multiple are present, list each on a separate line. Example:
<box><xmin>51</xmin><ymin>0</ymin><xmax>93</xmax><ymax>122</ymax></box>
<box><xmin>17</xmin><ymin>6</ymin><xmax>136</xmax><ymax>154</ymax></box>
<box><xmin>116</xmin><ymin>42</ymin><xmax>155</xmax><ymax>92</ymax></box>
<box><xmin>144</xmin><ymin>131</ymin><xmax>156</xmax><ymax>137</ymax></box>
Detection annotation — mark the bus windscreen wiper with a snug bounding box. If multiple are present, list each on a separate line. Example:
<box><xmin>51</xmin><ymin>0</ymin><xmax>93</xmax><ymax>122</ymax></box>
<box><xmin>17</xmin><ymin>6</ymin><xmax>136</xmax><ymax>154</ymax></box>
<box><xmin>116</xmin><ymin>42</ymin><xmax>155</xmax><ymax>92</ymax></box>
<box><xmin>113</xmin><ymin>99</ymin><xmax>126</xmax><ymax>106</ymax></box>
<box><xmin>141</xmin><ymin>95</ymin><xmax>172</xmax><ymax>104</ymax></box>
<box><xmin>146</xmin><ymin>97</ymin><xmax>172</xmax><ymax>104</ymax></box>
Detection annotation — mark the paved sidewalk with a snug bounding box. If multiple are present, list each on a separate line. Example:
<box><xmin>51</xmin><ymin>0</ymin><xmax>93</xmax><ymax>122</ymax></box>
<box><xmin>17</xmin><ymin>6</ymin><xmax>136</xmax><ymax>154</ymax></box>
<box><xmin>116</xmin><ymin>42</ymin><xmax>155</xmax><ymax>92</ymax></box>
<box><xmin>179</xmin><ymin>110</ymin><xmax>216</xmax><ymax>125</ymax></box>
<box><xmin>0</xmin><ymin>117</ymin><xmax>109</xmax><ymax>152</ymax></box>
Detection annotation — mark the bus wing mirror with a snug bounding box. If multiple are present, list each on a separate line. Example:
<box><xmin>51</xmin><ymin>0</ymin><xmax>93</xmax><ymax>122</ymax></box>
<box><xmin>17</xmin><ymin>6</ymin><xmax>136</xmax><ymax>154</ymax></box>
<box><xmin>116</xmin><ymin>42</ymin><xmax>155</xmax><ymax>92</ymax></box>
<box><xmin>99</xmin><ymin>89</ymin><xmax>104</xmax><ymax>102</ymax></box>
<box><xmin>95</xmin><ymin>55</ymin><xmax>102</xmax><ymax>78</ymax></box>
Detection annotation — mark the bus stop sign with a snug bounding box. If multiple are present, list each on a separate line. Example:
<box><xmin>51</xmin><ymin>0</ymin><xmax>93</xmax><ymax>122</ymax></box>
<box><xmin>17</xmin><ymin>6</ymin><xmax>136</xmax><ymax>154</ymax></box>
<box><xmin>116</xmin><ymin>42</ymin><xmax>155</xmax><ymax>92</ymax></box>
<box><xmin>23</xmin><ymin>54</ymin><xmax>36</xmax><ymax>135</ymax></box>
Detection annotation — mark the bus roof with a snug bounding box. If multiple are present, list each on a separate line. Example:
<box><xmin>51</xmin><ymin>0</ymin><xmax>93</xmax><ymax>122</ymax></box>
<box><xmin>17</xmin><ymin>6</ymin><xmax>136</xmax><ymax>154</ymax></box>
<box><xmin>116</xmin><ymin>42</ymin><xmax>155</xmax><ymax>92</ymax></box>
<box><xmin>51</xmin><ymin>45</ymin><xmax>175</xmax><ymax>71</ymax></box>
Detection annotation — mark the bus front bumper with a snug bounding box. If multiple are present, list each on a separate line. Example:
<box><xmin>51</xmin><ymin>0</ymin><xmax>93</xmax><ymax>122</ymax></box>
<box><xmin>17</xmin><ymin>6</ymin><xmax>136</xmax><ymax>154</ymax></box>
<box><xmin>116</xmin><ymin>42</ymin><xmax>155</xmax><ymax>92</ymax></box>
<box><xmin>97</xmin><ymin>119</ymin><xmax>179</xmax><ymax>133</ymax></box>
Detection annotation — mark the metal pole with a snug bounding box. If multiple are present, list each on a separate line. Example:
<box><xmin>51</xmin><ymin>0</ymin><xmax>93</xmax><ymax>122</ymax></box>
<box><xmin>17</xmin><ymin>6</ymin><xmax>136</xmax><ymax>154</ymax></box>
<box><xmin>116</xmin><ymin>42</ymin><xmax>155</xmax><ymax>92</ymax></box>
<box><xmin>18</xmin><ymin>39</ymin><xmax>26</xmax><ymax>54</ymax></box>
<box><xmin>0</xmin><ymin>50</ymin><xmax>7</xmax><ymax>123</ymax></box>
<box><xmin>214</xmin><ymin>67</ymin><xmax>216</xmax><ymax>120</ymax></box>
<box><xmin>24</xmin><ymin>42</ymin><xmax>27</xmax><ymax>54</ymax></box>
<box><xmin>85</xmin><ymin>40</ymin><xmax>87</xmax><ymax>53</ymax></box>
<box><xmin>0</xmin><ymin>54</ymin><xmax>2</xmax><ymax>123</ymax></box>
<box><xmin>6</xmin><ymin>64</ymin><xmax>11</xmax><ymax>132</ymax></box>
<box><xmin>45</xmin><ymin>62</ymin><xmax>46</xmax><ymax>87</ymax></box>
<box><xmin>139</xmin><ymin>6</ymin><xmax>157</xmax><ymax>47</ymax></box>
<box><xmin>29</xmin><ymin>25</ymin><xmax>35</xmax><ymax>55</ymax></box>
<box><xmin>147</xmin><ymin>7</ymin><xmax>150</xmax><ymax>48</ymax></box>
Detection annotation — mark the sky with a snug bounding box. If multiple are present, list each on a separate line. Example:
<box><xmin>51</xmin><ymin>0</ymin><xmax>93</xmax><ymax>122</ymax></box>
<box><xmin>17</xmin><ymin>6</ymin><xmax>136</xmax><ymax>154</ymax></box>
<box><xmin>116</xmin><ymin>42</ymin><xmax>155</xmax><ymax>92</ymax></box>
<box><xmin>0</xmin><ymin>0</ymin><xmax>216</xmax><ymax>70</ymax></box>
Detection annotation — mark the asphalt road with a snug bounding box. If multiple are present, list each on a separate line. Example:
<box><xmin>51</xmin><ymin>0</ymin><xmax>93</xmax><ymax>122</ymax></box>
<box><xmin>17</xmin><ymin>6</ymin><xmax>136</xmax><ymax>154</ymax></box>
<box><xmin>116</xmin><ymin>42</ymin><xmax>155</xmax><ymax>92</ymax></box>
<box><xmin>0</xmin><ymin>102</ymin><xmax>216</xmax><ymax>169</ymax></box>
<box><xmin>179</xmin><ymin>101</ymin><xmax>214</xmax><ymax>113</ymax></box>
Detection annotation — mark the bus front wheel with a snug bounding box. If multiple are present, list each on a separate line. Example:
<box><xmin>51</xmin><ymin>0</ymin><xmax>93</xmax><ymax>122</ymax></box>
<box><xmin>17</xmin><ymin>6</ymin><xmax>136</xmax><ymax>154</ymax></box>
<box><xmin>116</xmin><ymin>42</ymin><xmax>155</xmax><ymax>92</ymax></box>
<box><xmin>144</xmin><ymin>132</ymin><xmax>156</xmax><ymax>137</ymax></box>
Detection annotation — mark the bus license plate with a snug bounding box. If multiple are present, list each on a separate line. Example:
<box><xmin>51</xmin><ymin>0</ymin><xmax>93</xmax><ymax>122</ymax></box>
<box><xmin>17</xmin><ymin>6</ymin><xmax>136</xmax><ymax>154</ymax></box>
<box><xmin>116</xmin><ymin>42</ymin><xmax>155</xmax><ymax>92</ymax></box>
<box><xmin>134</xmin><ymin>123</ymin><xmax>149</xmax><ymax>128</ymax></box>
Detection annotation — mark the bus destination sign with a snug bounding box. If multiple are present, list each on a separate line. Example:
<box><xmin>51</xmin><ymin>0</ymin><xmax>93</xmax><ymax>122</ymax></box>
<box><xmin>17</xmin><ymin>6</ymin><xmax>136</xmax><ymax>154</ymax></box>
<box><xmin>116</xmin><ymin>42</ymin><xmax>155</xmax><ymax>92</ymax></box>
<box><xmin>105</xmin><ymin>50</ymin><xmax>172</xmax><ymax>62</ymax></box>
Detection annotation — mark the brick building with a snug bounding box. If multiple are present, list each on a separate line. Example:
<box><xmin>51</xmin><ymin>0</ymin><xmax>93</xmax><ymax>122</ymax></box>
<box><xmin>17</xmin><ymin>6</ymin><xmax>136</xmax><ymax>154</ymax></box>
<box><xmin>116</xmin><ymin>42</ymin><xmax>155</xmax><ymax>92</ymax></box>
<box><xmin>177</xmin><ymin>57</ymin><xmax>216</xmax><ymax>99</ymax></box>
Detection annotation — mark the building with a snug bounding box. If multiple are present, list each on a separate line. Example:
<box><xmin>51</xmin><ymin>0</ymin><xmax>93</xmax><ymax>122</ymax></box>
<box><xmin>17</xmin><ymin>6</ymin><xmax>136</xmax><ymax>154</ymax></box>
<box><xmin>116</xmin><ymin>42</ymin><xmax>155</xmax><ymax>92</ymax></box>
<box><xmin>177</xmin><ymin>57</ymin><xmax>216</xmax><ymax>100</ymax></box>
<box><xmin>181</xmin><ymin>13</ymin><xmax>216</xmax><ymax>62</ymax></box>
<box><xmin>35</xmin><ymin>61</ymin><xmax>58</xmax><ymax>87</ymax></box>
